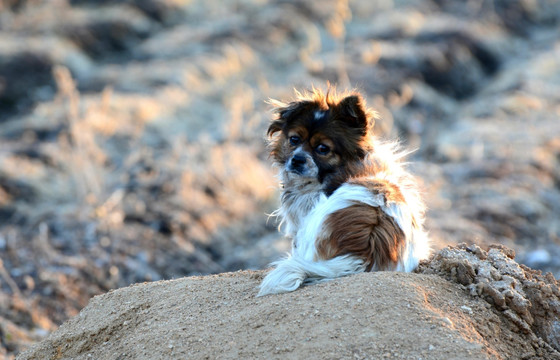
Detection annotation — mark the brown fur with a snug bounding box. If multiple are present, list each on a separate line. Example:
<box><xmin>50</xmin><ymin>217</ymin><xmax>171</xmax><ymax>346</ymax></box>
<box><xmin>316</xmin><ymin>203</ymin><xmax>406</xmax><ymax>271</ymax></box>
<box><xmin>267</xmin><ymin>87</ymin><xmax>376</xmax><ymax>171</ymax></box>
<box><xmin>350</xmin><ymin>176</ymin><xmax>423</xmax><ymax>229</ymax></box>
<box><xmin>349</xmin><ymin>178</ymin><xmax>406</xmax><ymax>204</ymax></box>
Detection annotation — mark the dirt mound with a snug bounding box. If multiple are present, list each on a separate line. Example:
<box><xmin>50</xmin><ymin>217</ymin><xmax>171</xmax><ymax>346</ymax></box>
<box><xmin>419</xmin><ymin>244</ymin><xmax>560</xmax><ymax>358</ymax></box>
<box><xmin>18</xmin><ymin>246</ymin><xmax>560</xmax><ymax>360</ymax></box>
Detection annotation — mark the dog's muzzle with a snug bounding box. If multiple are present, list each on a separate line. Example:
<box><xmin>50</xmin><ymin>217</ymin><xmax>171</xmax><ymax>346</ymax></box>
<box><xmin>286</xmin><ymin>149</ymin><xmax>318</xmax><ymax>179</ymax></box>
<box><xmin>290</xmin><ymin>152</ymin><xmax>317</xmax><ymax>176</ymax></box>
<box><xmin>289</xmin><ymin>154</ymin><xmax>307</xmax><ymax>173</ymax></box>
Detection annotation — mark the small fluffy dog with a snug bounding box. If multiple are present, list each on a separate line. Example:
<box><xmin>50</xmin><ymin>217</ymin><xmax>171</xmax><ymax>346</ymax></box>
<box><xmin>258</xmin><ymin>87</ymin><xmax>430</xmax><ymax>296</ymax></box>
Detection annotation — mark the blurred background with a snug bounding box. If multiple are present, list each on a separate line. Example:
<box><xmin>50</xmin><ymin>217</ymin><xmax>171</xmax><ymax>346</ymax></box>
<box><xmin>0</xmin><ymin>0</ymin><xmax>559</xmax><ymax>357</ymax></box>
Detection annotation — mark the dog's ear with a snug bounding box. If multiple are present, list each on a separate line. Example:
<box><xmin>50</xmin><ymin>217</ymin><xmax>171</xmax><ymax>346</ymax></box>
<box><xmin>267</xmin><ymin>100</ymin><xmax>313</xmax><ymax>137</ymax></box>
<box><xmin>267</xmin><ymin>118</ymin><xmax>284</xmax><ymax>137</ymax></box>
<box><xmin>338</xmin><ymin>95</ymin><xmax>370</xmax><ymax>133</ymax></box>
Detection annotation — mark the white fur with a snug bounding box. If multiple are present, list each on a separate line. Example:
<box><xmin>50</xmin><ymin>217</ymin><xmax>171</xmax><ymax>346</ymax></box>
<box><xmin>276</xmin><ymin>180</ymin><xmax>323</xmax><ymax>239</ymax></box>
<box><xmin>258</xmin><ymin>254</ymin><xmax>365</xmax><ymax>296</ymax></box>
<box><xmin>314</xmin><ymin>110</ymin><xmax>326</xmax><ymax>120</ymax></box>
<box><xmin>293</xmin><ymin>184</ymin><xmax>385</xmax><ymax>261</ymax></box>
<box><xmin>259</xmin><ymin>138</ymin><xmax>430</xmax><ymax>296</ymax></box>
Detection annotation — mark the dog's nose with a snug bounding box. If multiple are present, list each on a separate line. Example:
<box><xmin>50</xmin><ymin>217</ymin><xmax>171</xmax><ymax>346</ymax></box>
<box><xmin>291</xmin><ymin>154</ymin><xmax>306</xmax><ymax>167</ymax></box>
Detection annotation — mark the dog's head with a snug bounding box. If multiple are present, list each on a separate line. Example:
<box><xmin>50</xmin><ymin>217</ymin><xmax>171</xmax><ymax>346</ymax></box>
<box><xmin>267</xmin><ymin>88</ymin><xmax>376</xmax><ymax>194</ymax></box>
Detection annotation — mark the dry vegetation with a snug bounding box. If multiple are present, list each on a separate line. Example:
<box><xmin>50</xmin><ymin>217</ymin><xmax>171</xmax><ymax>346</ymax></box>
<box><xmin>0</xmin><ymin>0</ymin><xmax>560</xmax><ymax>357</ymax></box>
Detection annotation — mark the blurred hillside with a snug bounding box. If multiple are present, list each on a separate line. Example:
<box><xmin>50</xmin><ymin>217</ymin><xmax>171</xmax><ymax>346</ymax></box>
<box><xmin>1</xmin><ymin>0</ymin><xmax>560</xmax><ymax>357</ymax></box>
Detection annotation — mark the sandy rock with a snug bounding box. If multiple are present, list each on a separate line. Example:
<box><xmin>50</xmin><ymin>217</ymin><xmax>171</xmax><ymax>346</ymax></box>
<box><xmin>419</xmin><ymin>243</ymin><xmax>560</xmax><ymax>357</ymax></box>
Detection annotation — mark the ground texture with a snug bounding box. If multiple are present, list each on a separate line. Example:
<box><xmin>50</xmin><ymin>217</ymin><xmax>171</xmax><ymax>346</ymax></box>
<box><xmin>18</xmin><ymin>245</ymin><xmax>560</xmax><ymax>360</ymax></box>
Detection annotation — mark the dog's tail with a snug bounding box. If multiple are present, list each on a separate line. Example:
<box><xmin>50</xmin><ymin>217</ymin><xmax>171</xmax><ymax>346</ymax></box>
<box><xmin>257</xmin><ymin>255</ymin><xmax>365</xmax><ymax>297</ymax></box>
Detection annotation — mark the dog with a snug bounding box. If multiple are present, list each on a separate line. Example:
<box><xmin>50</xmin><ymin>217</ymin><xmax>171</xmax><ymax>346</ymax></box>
<box><xmin>257</xmin><ymin>86</ymin><xmax>430</xmax><ymax>296</ymax></box>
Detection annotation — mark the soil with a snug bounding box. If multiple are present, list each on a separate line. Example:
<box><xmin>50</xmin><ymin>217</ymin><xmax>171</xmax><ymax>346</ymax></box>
<box><xmin>17</xmin><ymin>245</ymin><xmax>560</xmax><ymax>360</ymax></box>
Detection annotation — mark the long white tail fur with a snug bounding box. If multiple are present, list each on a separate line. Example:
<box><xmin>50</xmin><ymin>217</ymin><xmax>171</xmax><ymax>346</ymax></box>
<box><xmin>257</xmin><ymin>255</ymin><xmax>365</xmax><ymax>297</ymax></box>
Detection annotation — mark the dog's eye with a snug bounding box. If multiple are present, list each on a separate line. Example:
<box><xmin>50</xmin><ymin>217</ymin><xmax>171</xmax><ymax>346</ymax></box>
<box><xmin>315</xmin><ymin>144</ymin><xmax>330</xmax><ymax>155</ymax></box>
<box><xmin>289</xmin><ymin>136</ymin><xmax>300</xmax><ymax>146</ymax></box>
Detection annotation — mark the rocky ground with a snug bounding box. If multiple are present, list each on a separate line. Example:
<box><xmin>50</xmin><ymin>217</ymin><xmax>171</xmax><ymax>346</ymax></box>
<box><xmin>1</xmin><ymin>0</ymin><xmax>560</xmax><ymax>357</ymax></box>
